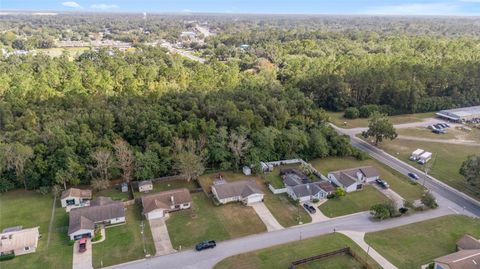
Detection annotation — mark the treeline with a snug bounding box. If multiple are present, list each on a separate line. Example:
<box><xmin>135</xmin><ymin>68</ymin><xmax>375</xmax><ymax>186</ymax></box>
<box><xmin>0</xmin><ymin>48</ymin><xmax>362</xmax><ymax>191</ymax></box>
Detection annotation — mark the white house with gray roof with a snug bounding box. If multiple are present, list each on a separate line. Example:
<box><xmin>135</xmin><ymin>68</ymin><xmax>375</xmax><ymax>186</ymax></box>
<box><xmin>281</xmin><ymin>169</ymin><xmax>335</xmax><ymax>202</ymax></box>
<box><xmin>212</xmin><ymin>180</ymin><xmax>264</xmax><ymax>205</ymax></box>
<box><xmin>327</xmin><ymin>166</ymin><xmax>380</xmax><ymax>193</ymax></box>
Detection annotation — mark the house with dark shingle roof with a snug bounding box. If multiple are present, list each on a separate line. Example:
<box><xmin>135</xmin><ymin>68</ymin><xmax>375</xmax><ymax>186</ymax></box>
<box><xmin>60</xmin><ymin>188</ymin><xmax>92</xmax><ymax>210</ymax></box>
<box><xmin>141</xmin><ymin>188</ymin><xmax>192</xmax><ymax>220</ymax></box>
<box><xmin>281</xmin><ymin>169</ymin><xmax>335</xmax><ymax>202</ymax></box>
<box><xmin>68</xmin><ymin>196</ymin><xmax>125</xmax><ymax>240</ymax></box>
<box><xmin>434</xmin><ymin>234</ymin><xmax>480</xmax><ymax>269</ymax></box>
<box><xmin>327</xmin><ymin>166</ymin><xmax>380</xmax><ymax>193</ymax></box>
<box><xmin>212</xmin><ymin>180</ymin><xmax>264</xmax><ymax>205</ymax></box>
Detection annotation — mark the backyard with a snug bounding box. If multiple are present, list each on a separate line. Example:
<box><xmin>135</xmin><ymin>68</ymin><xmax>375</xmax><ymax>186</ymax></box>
<box><xmin>364</xmin><ymin>215</ymin><xmax>480</xmax><ymax>268</ymax></box>
<box><xmin>214</xmin><ymin>233</ymin><xmax>381</xmax><ymax>269</ymax></box>
<box><xmin>133</xmin><ymin>179</ymin><xmax>199</xmax><ymax>198</ymax></box>
<box><xmin>377</xmin><ymin>139</ymin><xmax>480</xmax><ymax>200</ymax></box>
<box><xmin>310</xmin><ymin>157</ymin><xmax>424</xmax><ymax>201</ymax></box>
<box><xmin>0</xmin><ymin>190</ymin><xmax>72</xmax><ymax>269</ymax></box>
<box><xmin>327</xmin><ymin>111</ymin><xmax>434</xmax><ymax>129</ymax></box>
<box><xmin>166</xmin><ymin>192</ymin><xmax>267</xmax><ymax>249</ymax></box>
<box><xmin>92</xmin><ymin>205</ymin><xmax>156</xmax><ymax>268</ymax></box>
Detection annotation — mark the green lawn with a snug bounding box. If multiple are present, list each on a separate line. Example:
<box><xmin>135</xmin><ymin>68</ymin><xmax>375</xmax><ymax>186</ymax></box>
<box><xmin>92</xmin><ymin>205</ymin><xmax>155</xmax><ymax>268</ymax></box>
<box><xmin>263</xmin><ymin>193</ymin><xmax>311</xmax><ymax>227</ymax></box>
<box><xmin>0</xmin><ymin>190</ymin><xmax>72</xmax><ymax>269</ymax></box>
<box><xmin>214</xmin><ymin>233</ymin><xmax>381</xmax><ymax>269</ymax></box>
<box><xmin>318</xmin><ymin>185</ymin><xmax>390</xmax><ymax>217</ymax></box>
<box><xmin>94</xmin><ymin>188</ymin><xmax>130</xmax><ymax>201</ymax></box>
<box><xmin>397</xmin><ymin>126</ymin><xmax>480</xmax><ymax>141</ymax></box>
<box><xmin>327</xmin><ymin>111</ymin><xmax>434</xmax><ymax>129</ymax></box>
<box><xmin>36</xmin><ymin>47</ymin><xmax>90</xmax><ymax>58</ymax></box>
<box><xmin>377</xmin><ymin>139</ymin><xmax>480</xmax><ymax>200</ymax></box>
<box><xmin>365</xmin><ymin>215</ymin><xmax>480</xmax><ymax>268</ymax></box>
<box><xmin>310</xmin><ymin>157</ymin><xmax>424</xmax><ymax>201</ymax></box>
<box><xmin>264</xmin><ymin>163</ymin><xmax>302</xmax><ymax>189</ymax></box>
<box><xmin>133</xmin><ymin>179</ymin><xmax>198</xmax><ymax>198</ymax></box>
<box><xmin>166</xmin><ymin>193</ymin><xmax>266</xmax><ymax>249</ymax></box>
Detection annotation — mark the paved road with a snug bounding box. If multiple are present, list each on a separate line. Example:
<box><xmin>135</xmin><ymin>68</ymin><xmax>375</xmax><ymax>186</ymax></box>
<box><xmin>108</xmin><ymin>207</ymin><xmax>455</xmax><ymax>269</ymax></box>
<box><xmin>331</xmin><ymin>124</ymin><xmax>480</xmax><ymax>217</ymax></box>
<box><xmin>159</xmin><ymin>42</ymin><xmax>206</xmax><ymax>63</ymax></box>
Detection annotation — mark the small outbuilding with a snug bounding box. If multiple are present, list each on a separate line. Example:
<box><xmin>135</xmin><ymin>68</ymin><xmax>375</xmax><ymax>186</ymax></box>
<box><xmin>242</xmin><ymin>166</ymin><xmax>252</xmax><ymax>176</ymax></box>
<box><xmin>138</xmin><ymin>180</ymin><xmax>153</xmax><ymax>193</ymax></box>
<box><xmin>60</xmin><ymin>188</ymin><xmax>92</xmax><ymax>208</ymax></box>
<box><xmin>120</xmin><ymin>183</ymin><xmax>128</xmax><ymax>193</ymax></box>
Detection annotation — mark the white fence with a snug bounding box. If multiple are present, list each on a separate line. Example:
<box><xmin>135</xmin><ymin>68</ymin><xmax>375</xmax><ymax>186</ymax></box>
<box><xmin>268</xmin><ymin>184</ymin><xmax>287</xmax><ymax>194</ymax></box>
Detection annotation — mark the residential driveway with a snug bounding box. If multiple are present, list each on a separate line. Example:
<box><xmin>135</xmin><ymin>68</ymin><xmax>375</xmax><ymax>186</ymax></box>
<box><xmin>339</xmin><ymin>230</ymin><xmax>398</xmax><ymax>269</ymax></box>
<box><xmin>72</xmin><ymin>239</ymin><xmax>92</xmax><ymax>269</ymax></box>
<box><xmin>371</xmin><ymin>183</ymin><xmax>405</xmax><ymax>209</ymax></box>
<box><xmin>149</xmin><ymin>218</ymin><xmax>175</xmax><ymax>256</ymax></box>
<box><xmin>305</xmin><ymin>200</ymin><xmax>330</xmax><ymax>223</ymax></box>
<box><xmin>250</xmin><ymin>202</ymin><xmax>283</xmax><ymax>231</ymax></box>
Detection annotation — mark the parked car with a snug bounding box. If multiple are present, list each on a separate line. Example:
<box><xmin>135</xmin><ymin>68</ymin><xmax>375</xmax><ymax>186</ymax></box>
<box><xmin>408</xmin><ymin>172</ymin><xmax>420</xmax><ymax>180</ymax></box>
<box><xmin>434</xmin><ymin>124</ymin><xmax>444</xmax><ymax>129</ymax></box>
<box><xmin>79</xmin><ymin>238</ymin><xmax>87</xmax><ymax>253</ymax></box>
<box><xmin>303</xmin><ymin>203</ymin><xmax>316</xmax><ymax>214</ymax></box>
<box><xmin>375</xmin><ymin>179</ymin><xmax>390</xmax><ymax>189</ymax></box>
<box><xmin>432</xmin><ymin>129</ymin><xmax>446</xmax><ymax>134</ymax></box>
<box><xmin>195</xmin><ymin>240</ymin><xmax>216</xmax><ymax>251</ymax></box>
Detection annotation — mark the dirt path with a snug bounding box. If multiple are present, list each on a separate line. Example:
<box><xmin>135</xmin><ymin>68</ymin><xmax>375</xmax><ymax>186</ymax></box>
<box><xmin>45</xmin><ymin>195</ymin><xmax>57</xmax><ymax>250</ymax></box>
<box><xmin>397</xmin><ymin>135</ymin><xmax>480</xmax><ymax>146</ymax></box>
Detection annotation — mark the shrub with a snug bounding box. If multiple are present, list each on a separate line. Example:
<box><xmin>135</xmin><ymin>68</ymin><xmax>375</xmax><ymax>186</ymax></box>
<box><xmin>421</xmin><ymin>191</ymin><xmax>438</xmax><ymax>208</ymax></box>
<box><xmin>344</xmin><ymin>107</ymin><xmax>360</xmax><ymax>119</ymax></box>
<box><xmin>327</xmin><ymin>193</ymin><xmax>336</xmax><ymax>199</ymax></box>
<box><xmin>359</xmin><ymin>105</ymin><xmax>380</xmax><ymax>118</ymax></box>
<box><xmin>312</xmin><ymin>198</ymin><xmax>320</xmax><ymax>203</ymax></box>
<box><xmin>370</xmin><ymin>204</ymin><xmax>391</xmax><ymax>220</ymax></box>
<box><xmin>353</xmin><ymin>150</ymin><xmax>369</xmax><ymax>161</ymax></box>
<box><xmin>403</xmin><ymin>200</ymin><xmax>414</xmax><ymax>208</ymax></box>
<box><xmin>335</xmin><ymin>187</ymin><xmax>346</xmax><ymax>197</ymax></box>
<box><xmin>37</xmin><ymin>186</ymin><xmax>50</xmax><ymax>195</ymax></box>
<box><xmin>0</xmin><ymin>253</ymin><xmax>15</xmax><ymax>261</ymax></box>
<box><xmin>399</xmin><ymin>207</ymin><xmax>409</xmax><ymax>214</ymax></box>
<box><xmin>68</xmin><ymin>240</ymin><xmax>75</xmax><ymax>246</ymax></box>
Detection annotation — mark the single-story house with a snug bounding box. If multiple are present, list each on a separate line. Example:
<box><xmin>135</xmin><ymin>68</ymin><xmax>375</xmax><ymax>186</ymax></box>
<box><xmin>0</xmin><ymin>226</ymin><xmax>39</xmax><ymax>256</ymax></box>
<box><xmin>138</xmin><ymin>180</ymin><xmax>153</xmax><ymax>193</ymax></box>
<box><xmin>327</xmin><ymin>166</ymin><xmax>380</xmax><ymax>193</ymax></box>
<box><xmin>141</xmin><ymin>188</ymin><xmax>192</xmax><ymax>220</ymax></box>
<box><xmin>68</xmin><ymin>196</ymin><xmax>125</xmax><ymax>240</ymax></box>
<box><xmin>60</xmin><ymin>188</ymin><xmax>92</xmax><ymax>208</ymax></box>
<box><xmin>433</xmin><ymin>234</ymin><xmax>480</xmax><ymax>269</ymax></box>
<box><xmin>212</xmin><ymin>180</ymin><xmax>264</xmax><ymax>205</ymax></box>
<box><xmin>282</xmin><ymin>169</ymin><xmax>335</xmax><ymax>202</ymax></box>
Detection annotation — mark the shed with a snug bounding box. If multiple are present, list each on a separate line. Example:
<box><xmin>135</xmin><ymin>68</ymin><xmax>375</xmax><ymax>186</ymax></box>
<box><xmin>138</xmin><ymin>180</ymin><xmax>153</xmax><ymax>193</ymax></box>
<box><xmin>120</xmin><ymin>183</ymin><xmax>128</xmax><ymax>193</ymax></box>
<box><xmin>242</xmin><ymin>166</ymin><xmax>252</xmax><ymax>176</ymax></box>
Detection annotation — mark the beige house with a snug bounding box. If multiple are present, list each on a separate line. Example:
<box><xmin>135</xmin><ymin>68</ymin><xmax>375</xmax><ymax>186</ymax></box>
<box><xmin>60</xmin><ymin>188</ymin><xmax>92</xmax><ymax>209</ymax></box>
<box><xmin>141</xmin><ymin>188</ymin><xmax>192</xmax><ymax>220</ymax></box>
<box><xmin>212</xmin><ymin>180</ymin><xmax>264</xmax><ymax>205</ymax></box>
<box><xmin>0</xmin><ymin>227</ymin><xmax>40</xmax><ymax>256</ymax></box>
<box><xmin>434</xmin><ymin>234</ymin><xmax>480</xmax><ymax>269</ymax></box>
<box><xmin>138</xmin><ymin>180</ymin><xmax>153</xmax><ymax>193</ymax></box>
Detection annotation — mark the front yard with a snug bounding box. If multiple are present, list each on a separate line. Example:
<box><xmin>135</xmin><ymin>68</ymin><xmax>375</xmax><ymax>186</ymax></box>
<box><xmin>364</xmin><ymin>215</ymin><xmax>480</xmax><ymax>268</ymax></box>
<box><xmin>166</xmin><ymin>193</ymin><xmax>266</xmax><ymax>249</ymax></box>
<box><xmin>0</xmin><ymin>190</ymin><xmax>72</xmax><ymax>269</ymax></box>
<box><xmin>214</xmin><ymin>233</ymin><xmax>381</xmax><ymax>269</ymax></box>
<box><xmin>318</xmin><ymin>185</ymin><xmax>390</xmax><ymax>217</ymax></box>
<box><xmin>92</xmin><ymin>205</ymin><xmax>156</xmax><ymax>268</ymax></box>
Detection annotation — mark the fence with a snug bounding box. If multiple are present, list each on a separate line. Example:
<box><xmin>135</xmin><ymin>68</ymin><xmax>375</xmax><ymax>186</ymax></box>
<box><xmin>268</xmin><ymin>184</ymin><xmax>287</xmax><ymax>194</ymax></box>
<box><xmin>150</xmin><ymin>175</ymin><xmax>186</xmax><ymax>183</ymax></box>
<box><xmin>265</xmin><ymin>159</ymin><xmax>327</xmax><ymax>180</ymax></box>
<box><xmin>289</xmin><ymin>247</ymin><xmax>375</xmax><ymax>269</ymax></box>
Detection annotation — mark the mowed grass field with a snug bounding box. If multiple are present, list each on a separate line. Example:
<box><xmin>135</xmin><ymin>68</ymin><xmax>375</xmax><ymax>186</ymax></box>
<box><xmin>377</xmin><ymin>139</ymin><xmax>480</xmax><ymax>200</ymax></box>
<box><xmin>92</xmin><ymin>205</ymin><xmax>156</xmax><ymax>268</ymax></box>
<box><xmin>0</xmin><ymin>191</ymin><xmax>72</xmax><ymax>269</ymax></box>
<box><xmin>214</xmin><ymin>233</ymin><xmax>381</xmax><ymax>269</ymax></box>
<box><xmin>166</xmin><ymin>193</ymin><xmax>267</xmax><ymax>249</ymax></box>
<box><xmin>318</xmin><ymin>185</ymin><xmax>390</xmax><ymax>217</ymax></box>
<box><xmin>327</xmin><ymin>111</ymin><xmax>434</xmax><ymax>129</ymax></box>
<box><xmin>364</xmin><ymin>215</ymin><xmax>480</xmax><ymax>268</ymax></box>
<box><xmin>310</xmin><ymin>157</ymin><xmax>424</xmax><ymax>201</ymax></box>
<box><xmin>199</xmin><ymin>171</ymin><xmax>311</xmax><ymax>227</ymax></box>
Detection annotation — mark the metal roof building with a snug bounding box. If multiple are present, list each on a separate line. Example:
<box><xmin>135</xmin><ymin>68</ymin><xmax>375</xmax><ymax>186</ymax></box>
<box><xmin>436</xmin><ymin>105</ymin><xmax>480</xmax><ymax>122</ymax></box>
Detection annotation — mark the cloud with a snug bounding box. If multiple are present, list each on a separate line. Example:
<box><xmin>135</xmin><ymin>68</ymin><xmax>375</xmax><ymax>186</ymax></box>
<box><xmin>182</xmin><ymin>9</ymin><xmax>192</xmax><ymax>12</ymax></box>
<box><xmin>62</xmin><ymin>1</ymin><xmax>82</xmax><ymax>8</ymax></box>
<box><xmin>90</xmin><ymin>3</ymin><xmax>119</xmax><ymax>10</ymax></box>
<box><xmin>458</xmin><ymin>0</ymin><xmax>480</xmax><ymax>2</ymax></box>
<box><xmin>363</xmin><ymin>3</ymin><xmax>462</xmax><ymax>15</ymax></box>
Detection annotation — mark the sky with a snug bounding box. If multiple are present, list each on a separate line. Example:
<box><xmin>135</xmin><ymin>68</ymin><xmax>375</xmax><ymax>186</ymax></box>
<box><xmin>1</xmin><ymin>0</ymin><xmax>480</xmax><ymax>16</ymax></box>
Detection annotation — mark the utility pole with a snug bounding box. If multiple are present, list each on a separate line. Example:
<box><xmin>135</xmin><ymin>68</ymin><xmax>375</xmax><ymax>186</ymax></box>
<box><xmin>423</xmin><ymin>152</ymin><xmax>437</xmax><ymax>187</ymax></box>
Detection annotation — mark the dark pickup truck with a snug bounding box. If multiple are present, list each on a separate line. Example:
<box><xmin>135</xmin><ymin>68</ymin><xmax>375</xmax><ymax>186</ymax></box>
<box><xmin>195</xmin><ymin>240</ymin><xmax>216</xmax><ymax>251</ymax></box>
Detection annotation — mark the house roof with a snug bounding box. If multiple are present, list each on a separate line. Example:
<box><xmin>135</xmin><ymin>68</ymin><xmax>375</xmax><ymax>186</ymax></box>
<box><xmin>281</xmin><ymin>169</ymin><xmax>309</xmax><ymax>187</ymax></box>
<box><xmin>329</xmin><ymin>166</ymin><xmax>380</xmax><ymax>187</ymax></box>
<box><xmin>435</xmin><ymin>250</ymin><xmax>480</xmax><ymax>269</ymax></box>
<box><xmin>316</xmin><ymin>181</ymin><xmax>336</xmax><ymax>193</ymax></box>
<box><xmin>292</xmin><ymin>183</ymin><xmax>322</xmax><ymax>198</ymax></box>
<box><xmin>0</xmin><ymin>227</ymin><xmax>39</xmax><ymax>253</ymax></box>
<box><xmin>212</xmin><ymin>180</ymin><xmax>263</xmax><ymax>200</ymax></box>
<box><xmin>141</xmin><ymin>188</ymin><xmax>192</xmax><ymax>214</ymax></box>
<box><xmin>68</xmin><ymin>197</ymin><xmax>124</xmax><ymax>235</ymax></box>
<box><xmin>138</xmin><ymin>180</ymin><xmax>153</xmax><ymax>187</ymax></box>
<box><xmin>458</xmin><ymin>235</ymin><xmax>480</xmax><ymax>250</ymax></box>
<box><xmin>61</xmin><ymin>188</ymin><xmax>92</xmax><ymax>200</ymax></box>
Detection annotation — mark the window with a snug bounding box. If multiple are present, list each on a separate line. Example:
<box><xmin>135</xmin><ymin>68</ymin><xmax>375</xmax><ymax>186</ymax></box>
<box><xmin>174</xmin><ymin>205</ymin><xmax>180</xmax><ymax>209</ymax></box>
<box><xmin>66</xmin><ymin>199</ymin><xmax>76</xmax><ymax>205</ymax></box>
<box><xmin>24</xmin><ymin>246</ymin><xmax>30</xmax><ymax>251</ymax></box>
<box><xmin>183</xmin><ymin>203</ymin><xmax>189</xmax><ymax>207</ymax></box>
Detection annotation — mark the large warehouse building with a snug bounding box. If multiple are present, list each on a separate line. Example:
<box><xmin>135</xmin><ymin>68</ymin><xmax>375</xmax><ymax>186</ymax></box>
<box><xmin>436</xmin><ymin>105</ymin><xmax>480</xmax><ymax>122</ymax></box>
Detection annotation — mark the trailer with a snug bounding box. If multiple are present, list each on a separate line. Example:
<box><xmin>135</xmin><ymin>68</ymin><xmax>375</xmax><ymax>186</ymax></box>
<box><xmin>410</xmin><ymin>149</ymin><xmax>424</xmax><ymax>161</ymax></box>
<box><xmin>417</xmin><ymin>151</ymin><xmax>432</xmax><ymax>164</ymax></box>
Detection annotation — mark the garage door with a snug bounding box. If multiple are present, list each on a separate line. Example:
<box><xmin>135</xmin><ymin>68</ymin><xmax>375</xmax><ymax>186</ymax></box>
<box><xmin>147</xmin><ymin>210</ymin><xmax>164</xmax><ymax>220</ymax></box>
<box><xmin>247</xmin><ymin>195</ymin><xmax>263</xmax><ymax>204</ymax></box>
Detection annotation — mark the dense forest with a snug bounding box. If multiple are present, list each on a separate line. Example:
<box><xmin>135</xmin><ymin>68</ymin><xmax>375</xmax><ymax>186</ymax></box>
<box><xmin>0</xmin><ymin>14</ymin><xmax>479</xmax><ymax>191</ymax></box>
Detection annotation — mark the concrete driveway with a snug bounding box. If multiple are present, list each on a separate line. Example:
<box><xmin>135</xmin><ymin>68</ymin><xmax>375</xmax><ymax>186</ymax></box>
<box><xmin>250</xmin><ymin>202</ymin><xmax>283</xmax><ymax>231</ymax></box>
<box><xmin>371</xmin><ymin>183</ymin><xmax>405</xmax><ymax>209</ymax></box>
<box><xmin>72</xmin><ymin>239</ymin><xmax>92</xmax><ymax>269</ymax></box>
<box><xmin>149</xmin><ymin>217</ymin><xmax>175</xmax><ymax>256</ymax></box>
<box><xmin>306</xmin><ymin>200</ymin><xmax>330</xmax><ymax>223</ymax></box>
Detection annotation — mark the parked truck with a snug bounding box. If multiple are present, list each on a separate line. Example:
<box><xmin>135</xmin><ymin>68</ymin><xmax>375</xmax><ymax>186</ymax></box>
<box><xmin>410</xmin><ymin>149</ymin><xmax>424</xmax><ymax>161</ymax></box>
<box><xmin>417</xmin><ymin>151</ymin><xmax>432</xmax><ymax>164</ymax></box>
